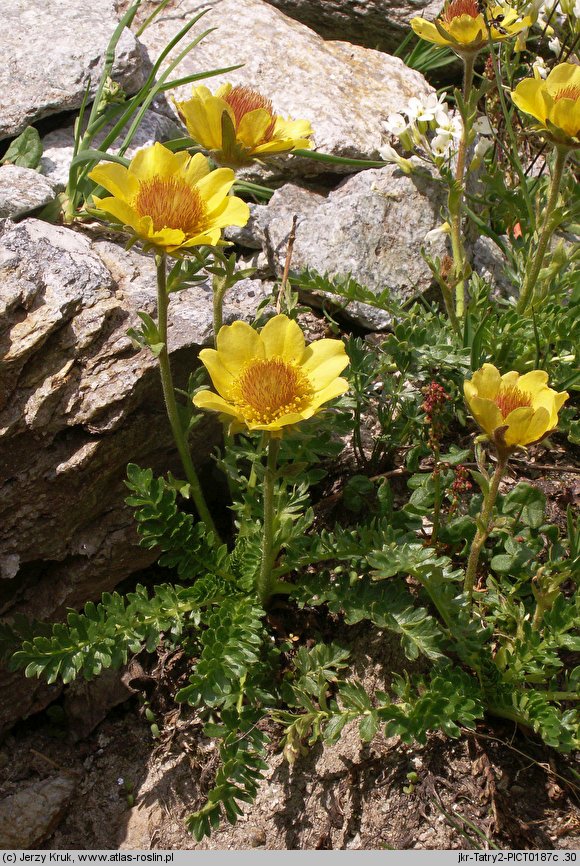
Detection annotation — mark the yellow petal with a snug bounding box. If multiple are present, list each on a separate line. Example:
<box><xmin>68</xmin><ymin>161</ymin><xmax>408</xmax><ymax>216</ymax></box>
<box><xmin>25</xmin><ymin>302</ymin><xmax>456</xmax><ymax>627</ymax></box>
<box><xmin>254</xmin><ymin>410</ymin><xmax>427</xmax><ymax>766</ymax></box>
<box><xmin>215</xmin><ymin>83</ymin><xmax>233</xmax><ymax>100</ymax></box>
<box><xmin>521</xmin><ymin>407</ymin><xmax>552</xmax><ymax>443</ymax></box>
<box><xmin>448</xmin><ymin>14</ymin><xmax>485</xmax><ymax>44</ymax></box>
<box><xmin>551</xmin><ymin>98</ymin><xmax>580</xmax><ymax>139</ymax></box>
<box><xmin>196</xmin><ymin>167</ymin><xmax>236</xmax><ymax>211</ymax></box>
<box><xmin>504</xmin><ymin>405</ymin><xmax>555</xmax><ymax>447</ymax></box>
<box><xmin>517</xmin><ymin>369</ymin><xmax>549</xmax><ymax>395</ymax></box>
<box><xmin>503</xmin><ymin>406</ymin><xmax>536</xmax><ymax>446</ymax></box>
<box><xmin>93</xmin><ymin>195</ymin><xmax>140</xmax><ymax>231</ymax></box>
<box><xmin>308</xmin><ymin>377</ymin><xmax>350</xmax><ymax>408</ymax></box>
<box><xmin>543</xmin><ymin>389</ymin><xmax>569</xmax><ymax>427</ymax></box>
<box><xmin>500</xmin><ymin>370</ymin><xmax>520</xmax><ymax>388</ymax></box>
<box><xmin>301</xmin><ymin>339</ymin><xmax>349</xmax><ymax>390</ymax></box>
<box><xmin>197</xmin><ymin>348</ymin><xmax>236</xmax><ymax>399</ymax></box>
<box><xmin>469</xmin><ymin>364</ymin><xmax>501</xmax><ymax>400</ymax></box>
<box><xmin>193</xmin><ymin>389</ymin><xmax>243</xmax><ymax>419</ymax></box>
<box><xmin>215</xmin><ymin>320</ymin><xmax>264</xmax><ymax>376</ymax></box>
<box><xmin>259</xmin><ymin>315</ymin><xmax>306</xmax><ymax>363</ymax></box>
<box><xmin>410</xmin><ymin>17</ymin><xmax>451</xmax><ymax>45</ymax></box>
<box><xmin>129</xmin><ymin>142</ymin><xmax>189</xmax><ymax>181</ymax></box>
<box><xmin>183</xmin><ymin>152</ymin><xmax>212</xmax><ymax>186</ymax></box>
<box><xmin>207</xmin><ymin>195</ymin><xmax>250</xmax><ymax>230</ymax></box>
<box><xmin>237</xmin><ymin>109</ymin><xmax>273</xmax><ymax>148</ymax></box>
<box><xmin>146</xmin><ymin>225</ymin><xmax>187</xmax><ymax>249</ymax></box>
<box><xmin>89</xmin><ymin>162</ymin><xmax>137</xmax><ymax>201</ymax></box>
<box><xmin>180</xmin><ymin>227</ymin><xmax>222</xmax><ymax>248</ymax></box>
<box><xmin>177</xmin><ymin>96</ymin><xmax>230</xmax><ymax>150</ymax></box>
<box><xmin>467</xmin><ymin>395</ymin><xmax>503</xmax><ymax>437</ymax></box>
<box><xmin>512</xmin><ymin>78</ymin><xmax>547</xmax><ymax>125</ymax></box>
<box><xmin>545</xmin><ymin>62</ymin><xmax>580</xmax><ymax>96</ymax></box>
<box><xmin>273</xmin><ymin>117</ymin><xmax>314</xmax><ymax>141</ymax></box>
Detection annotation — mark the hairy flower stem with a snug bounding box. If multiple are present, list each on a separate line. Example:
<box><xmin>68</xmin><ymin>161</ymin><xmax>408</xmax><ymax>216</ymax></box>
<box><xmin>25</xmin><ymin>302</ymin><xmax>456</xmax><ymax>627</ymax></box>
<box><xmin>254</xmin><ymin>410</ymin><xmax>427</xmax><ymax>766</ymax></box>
<box><xmin>155</xmin><ymin>253</ymin><xmax>220</xmax><ymax>542</ymax></box>
<box><xmin>516</xmin><ymin>145</ymin><xmax>569</xmax><ymax>314</ymax></box>
<box><xmin>464</xmin><ymin>451</ymin><xmax>508</xmax><ymax>600</ymax></box>
<box><xmin>256</xmin><ymin>436</ymin><xmax>281</xmax><ymax>607</ymax></box>
<box><xmin>449</xmin><ymin>52</ymin><xmax>475</xmax><ymax>321</ymax></box>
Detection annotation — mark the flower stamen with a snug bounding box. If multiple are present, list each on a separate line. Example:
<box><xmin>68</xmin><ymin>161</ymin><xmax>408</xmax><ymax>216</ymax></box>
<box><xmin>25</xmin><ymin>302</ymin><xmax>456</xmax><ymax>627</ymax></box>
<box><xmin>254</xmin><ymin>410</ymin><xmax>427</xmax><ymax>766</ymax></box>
<box><xmin>495</xmin><ymin>385</ymin><xmax>532</xmax><ymax>418</ymax></box>
<box><xmin>553</xmin><ymin>84</ymin><xmax>580</xmax><ymax>102</ymax></box>
<box><xmin>223</xmin><ymin>85</ymin><xmax>277</xmax><ymax>141</ymax></box>
<box><xmin>442</xmin><ymin>0</ymin><xmax>480</xmax><ymax>23</ymax></box>
<box><xmin>134</xmin><ymin>176</ymin><xmax>206</xmax><ymax>234</ymax></box>
<box><xmin>234</xmin><ymin>357</ymin><xmax>313</xmax><ymax>425</ymax></box>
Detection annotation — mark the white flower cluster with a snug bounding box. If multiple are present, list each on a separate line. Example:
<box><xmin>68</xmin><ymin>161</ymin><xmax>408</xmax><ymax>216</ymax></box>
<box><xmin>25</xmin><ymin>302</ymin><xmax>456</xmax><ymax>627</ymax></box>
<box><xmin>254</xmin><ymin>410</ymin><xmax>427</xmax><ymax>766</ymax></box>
<box><xmin>381</xmin><ymin>93</ymin><xmax>463</xmax><ymax>167</ymax></box>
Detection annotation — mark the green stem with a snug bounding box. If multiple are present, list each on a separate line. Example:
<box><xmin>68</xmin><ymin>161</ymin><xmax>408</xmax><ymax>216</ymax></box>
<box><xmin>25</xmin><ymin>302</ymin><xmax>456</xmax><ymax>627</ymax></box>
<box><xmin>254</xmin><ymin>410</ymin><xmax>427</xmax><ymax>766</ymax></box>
<box><xmin>155</xmin><ymin>253</ymin><xmax>220</xmax><ymax>542</ymax></box>
<box><xmin>212</xmin><ymin>273</ymin><xmax>227</xmax><ymax>345</ymax></box>
<box><xmin>532</xmin><ymin>599</ymin><xmax>547</xmax><ymax>632</ymax></box>
<box><xmin>449</xmin><ymin>52</ymin><xmax>475</xmax><ymax>321</ymax></box>
<box><xmin>464</xmin><ymin>451</ymin><xmax>508</xmax><ymax>601</ymax></box>
<box><xmin>256</xmin><ymin>436</ymin><xmax>281</xmax><ymax>607</ymax></box>
<box><xmin>515</xmin><ymin>145</ymin><xmax>569</xmax><ymax>315</ymax></box>
<box><xmin>431</xmin><ymin>442</ymin><xmax>442</xmax><ymax>546</ymax></box>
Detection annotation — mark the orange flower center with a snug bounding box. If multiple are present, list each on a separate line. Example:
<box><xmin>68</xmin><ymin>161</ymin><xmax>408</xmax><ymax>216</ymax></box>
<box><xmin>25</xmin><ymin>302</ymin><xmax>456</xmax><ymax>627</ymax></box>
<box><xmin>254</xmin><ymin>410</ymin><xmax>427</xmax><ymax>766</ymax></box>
<box><xmin>134</xmin><ymin>176</ymin><xmax>206</xmax><ymax>235</ymax></box>
<box><xmin>495</xmin><ymin>385</ymin><xmax>532</xmax><ymax>419</ymax></box>
<box><xmin>442</xmin><ymin>0</ymin><xmax>480</xmax><ymax>23</ymax></box>
<box><xmin>223</xmin><ymin>85</ymin><xmax>277</xmax><ymax>141</ymax></box>
<box><xmin>553</xmin><ymin>84</ymin><xmax>580</xmax><ymax>103</ymax></box>
<box><xmin>234</xmin><ymin>358</ymin><xmax>313</xmax><ymax>425</ymax></box>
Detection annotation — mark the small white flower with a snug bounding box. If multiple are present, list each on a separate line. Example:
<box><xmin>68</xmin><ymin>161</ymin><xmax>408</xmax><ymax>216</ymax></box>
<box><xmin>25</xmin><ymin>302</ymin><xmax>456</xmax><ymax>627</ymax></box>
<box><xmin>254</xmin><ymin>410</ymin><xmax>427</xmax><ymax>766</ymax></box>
<box><xmin>431</xmin><ymin>133</ymin><xmax>454</xmax><ymax>158</ymax></box>
<box><xmin>378</xmin><ymin>143</ymin><xmax>414</xmax><ymax>174</ymax></box>
<box><xmin>384</xmin><ymin>113</ymin><xmax>408</xmax><ymax>136</ymax></box>
<box><xmin>548</xmin><ymin>34</ymin><xmax>561</xmax><ymax>53</ymax></box>
<box><xmin>473</xmin><ymin>115</ymin><xmax>493</xmax><ymax>135</ymax></box>
<box><xmin>473</xmin><ymin>138</ymin><xmax>492</xmax><ymax>160</ymax></box>
<box><xmin>436</xmin><ymin>113</ymin><xmax>463</xmax><ymax>140</ymax></box>
<box><xmin>424</xmin><ymin>222</ymin><xmax>451</xmax><ymax>243</ymax></box>
<box><xmin>434</xmin><ymin>102</ymin><xmax>452</xmax><ymax>128</ymax></box>
<box><xmin>379</xmin><ymin>142</ymin><xmax>400</xmax><ymax>161</ymax></box>
<box><xmin>406</xmin><ymin>97</ymin><xmax>425</xmax><ymax>120</ymax></box>
<box><xmin>532</xmin><ymin>56</ymin><xmax>549</xmax><ymax>78</ymax></box>
<box><xmin>414</xmin><ymin>92</ymin><xmax>449</xmax><ymax>123</ymax></box>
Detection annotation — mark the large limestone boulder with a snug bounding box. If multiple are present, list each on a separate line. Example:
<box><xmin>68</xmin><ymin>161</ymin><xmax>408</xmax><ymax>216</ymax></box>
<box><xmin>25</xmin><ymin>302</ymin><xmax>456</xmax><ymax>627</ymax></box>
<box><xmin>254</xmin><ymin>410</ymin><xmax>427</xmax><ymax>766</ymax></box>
<box><xmin>261</xmin><ymin>0</ymin><xmax>444</xmax><ymax>54</ymax></box>
<box><xmin>131</xmin><ymin>0</ymin><xmax>436</xmax><ymax>171</ymax></box>
<box><xmin>0</xmin><ymin>0</ymin><xmax>144</xmax><ymax>140</ymax></box>
<box><xmin>233</xmin><ymin>167</ymin><xmax>448</xmax><ymax>328</ymax></box>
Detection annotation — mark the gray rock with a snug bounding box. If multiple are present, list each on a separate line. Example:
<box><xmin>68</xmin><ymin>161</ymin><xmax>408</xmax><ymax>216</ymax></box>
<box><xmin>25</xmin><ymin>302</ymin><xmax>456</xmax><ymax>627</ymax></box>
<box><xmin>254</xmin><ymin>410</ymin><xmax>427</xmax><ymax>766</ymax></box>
<box><xmin>40</xmin><ymin>110</ymin><xmax>184</xmax><ymax>192</ymax></box>
<box><xmin>0</xmin><ymin>0</ymin><xmax>145</xmax><ymax>140</ymax></box>
<box><xmin>0</xmin><ymin>165</ymin><xmax>56</xmax><ymax>219</ymax></box>
<box><xmin>257</xmin><ymin>167</ymin><xmax>447</xmax><ymax>328</ymax></box>
<box><xmin>0</xmin><ymin>775</ymin><xmax>76</xmax><ymax>848</ymax></box>
<box><xmin>134</xmin><ymin>0</ymin><xmax>436</xmax><ymax>173</ymax></box>
<box><xmin>471</xmin><ymin>235</ymin><xmax>514</xmax><ymax>297</ymax></box>
<box><xmin>261</xmin><ymin>0</ymin><xmax>444</xmax><ymax>55</ymax></box>
<box><xmin>0</xmin><ymin>218</ymin><xmax>270</xmax><ymax>735</ymax></box>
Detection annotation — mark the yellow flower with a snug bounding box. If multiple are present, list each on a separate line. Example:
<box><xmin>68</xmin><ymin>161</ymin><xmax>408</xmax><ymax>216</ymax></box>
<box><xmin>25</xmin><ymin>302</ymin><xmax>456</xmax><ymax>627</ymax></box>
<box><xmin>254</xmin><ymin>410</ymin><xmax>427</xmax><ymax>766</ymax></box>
<box><xmin>88</xmin><ymin>143</ymin><xmax>250</xmax><ymax>253</ymax></box>
<box><xmin>411</xmin><ymin>0</ymin><xmax>531</xmax><ymax>55</ymax></box>
<box><xmin>511</xmin><ymin>63</ymin><xmax>580</xmax><ymax>148</ymax></box>
<box><xmin>175</xmin><ymin>83</ymin><xmax>313</xmax><ymax>167</ymax></box>
<box><xmin>464</xmin><ymin>363</ymin><xmax>569</xmax><ymax>452</ymax></box>
<box><xmin>193</xmin><ymin>314</ymin><xmax>349</xmax><ymax>432</ymax></box>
